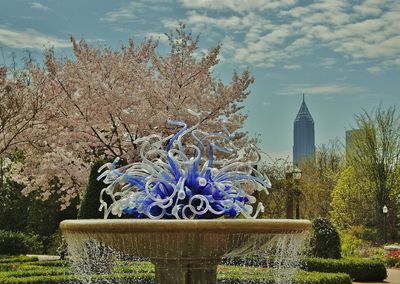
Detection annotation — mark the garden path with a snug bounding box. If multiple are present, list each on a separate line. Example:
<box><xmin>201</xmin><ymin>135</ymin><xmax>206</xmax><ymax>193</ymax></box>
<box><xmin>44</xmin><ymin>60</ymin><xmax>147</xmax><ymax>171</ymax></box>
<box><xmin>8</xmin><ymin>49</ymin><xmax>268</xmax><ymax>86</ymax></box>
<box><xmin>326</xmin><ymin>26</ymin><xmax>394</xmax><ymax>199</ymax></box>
<box><xmin>26</xmin><ymin>254</ymin><xmax>60</xmax><ymax>261</ymax></box>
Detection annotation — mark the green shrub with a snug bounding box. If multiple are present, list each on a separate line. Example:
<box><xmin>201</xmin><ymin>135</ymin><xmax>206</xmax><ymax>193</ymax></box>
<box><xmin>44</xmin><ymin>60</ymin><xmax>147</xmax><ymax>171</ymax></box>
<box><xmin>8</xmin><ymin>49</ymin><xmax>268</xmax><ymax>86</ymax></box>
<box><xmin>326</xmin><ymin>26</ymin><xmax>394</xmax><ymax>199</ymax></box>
<box><xmin>26</xmin><ymin>178</ymin><xmax>79</xmax><ymax>241</ymax></box>
<box><xmin>303</xmin><ymin>257</ymin><xmax>387</xmax><ymax>281</ymax></box>
<box><xmin>77</xmin><ymin>160</ymin><xmax>108</xmax><ymax>219</ymax></box>
<box><xmin>0</xmin><ymin>230</ymin><xmax>28</xmax><ymax>254</ymax></box>
<box><xmin>0</xmin><ymin>179</ymin><xmax>28</xmax><ymax>232</ymax></box>
<box><xmin>0</xmin><ymin>231</ymin><xmax>43</xmax><ymax>255</ymax></box>
<box><xmin>43</xmin><ymin>232</ymin><xmax>65</xmax><ymax>256</ymax></box>
<box><xmin>339</xmin><ymin>228</ymin><xmax>364</xmax><ymax>257</ymax></box>
<box><xmin>339</xmin><ymin>226</ymin><xmax>384</xmax><ymax>258</ymax></box>
<box><xmin>309</xmin><ymin>218</ymin><xmax>341</xmax><ymax>259</ymax></box>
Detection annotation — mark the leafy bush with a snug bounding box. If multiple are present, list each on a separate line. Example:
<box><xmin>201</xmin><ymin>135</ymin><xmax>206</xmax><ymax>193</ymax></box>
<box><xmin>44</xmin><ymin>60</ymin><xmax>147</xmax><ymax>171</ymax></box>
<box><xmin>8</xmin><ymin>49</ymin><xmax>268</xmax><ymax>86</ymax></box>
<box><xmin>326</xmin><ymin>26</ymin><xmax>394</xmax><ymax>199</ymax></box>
<box><xmin>0</xmin><ymin>174</ymin><xmax>78</xmax><ymax>248</ymax></box>
<box><xmin>0</xmin><ymin>179</ymin><xmax>28</xmax><ymax>232</ymax></box>
<box><xmin>339</xmin><ymin>226</ymin><xmax>384</xmax><ymax>257</ymax></box>
<box><xmin>339</xmin><ymin>228</ymin><xmax>364</xmax><ymax>257</ymax></box>
<box><xmin>309</xmin><ymin>218</ymin><xmax>341</xmax><ymax>259</ymax></box>
<box><xmin>26</xmin><ymin>178</ymin><xmax>79</xmax><ymax>240</ymax></box>
<box><xmin>43</xmin><ymin>231</ymin><xmax>66</xmax><ymax>256</ymax></box>
<box><xmin>0</xmin><ymin>231</ymin><xmax>43</xmax><ymax>255</ymax></box>
<box><xmin>303</xmin><ymin>257</ymin><xmax>387</xmax><ymax>281</ymax></box>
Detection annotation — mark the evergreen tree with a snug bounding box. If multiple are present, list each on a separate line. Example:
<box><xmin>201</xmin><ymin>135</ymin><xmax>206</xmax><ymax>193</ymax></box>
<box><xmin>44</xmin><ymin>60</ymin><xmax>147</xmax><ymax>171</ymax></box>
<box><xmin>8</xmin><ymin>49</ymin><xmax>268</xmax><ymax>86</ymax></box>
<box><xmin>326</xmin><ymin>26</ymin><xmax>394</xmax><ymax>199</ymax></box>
<box><xmin>309</xmin><ymin>217</ymin><xmax>341</xmax><ymax>259</ymax></box>
<box><xmin>77</xmin><ymin>160</ymin><xmax>108</xmax><ymax>219</ymax></box>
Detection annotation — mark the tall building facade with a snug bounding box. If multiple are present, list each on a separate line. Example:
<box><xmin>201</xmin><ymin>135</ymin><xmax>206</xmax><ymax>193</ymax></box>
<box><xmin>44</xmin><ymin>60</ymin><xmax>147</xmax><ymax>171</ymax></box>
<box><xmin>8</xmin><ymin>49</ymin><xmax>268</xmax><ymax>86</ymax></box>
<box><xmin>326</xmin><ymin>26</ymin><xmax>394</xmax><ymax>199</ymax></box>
<box><xmin>293</xmin><ymin>95</ymin><xmax>315</xmax><ymax>165</ymax></box>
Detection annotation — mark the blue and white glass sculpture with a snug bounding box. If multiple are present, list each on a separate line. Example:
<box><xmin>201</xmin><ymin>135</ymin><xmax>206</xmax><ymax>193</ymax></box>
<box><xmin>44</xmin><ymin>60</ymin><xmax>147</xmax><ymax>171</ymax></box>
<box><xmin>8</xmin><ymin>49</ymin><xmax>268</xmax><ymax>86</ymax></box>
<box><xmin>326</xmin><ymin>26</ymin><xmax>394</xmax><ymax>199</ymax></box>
<box><xmin>98</xmin><ymin>111</ymin><xmax>271</xmax><ymax>219</ymax></box>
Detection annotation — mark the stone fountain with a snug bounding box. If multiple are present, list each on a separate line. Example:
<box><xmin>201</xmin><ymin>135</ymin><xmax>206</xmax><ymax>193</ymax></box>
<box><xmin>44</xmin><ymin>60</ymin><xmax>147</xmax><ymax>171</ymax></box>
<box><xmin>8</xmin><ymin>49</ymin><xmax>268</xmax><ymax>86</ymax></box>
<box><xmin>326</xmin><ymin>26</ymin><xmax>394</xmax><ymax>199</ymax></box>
<box><xmin>61</xmin><ymin>219</ymin><xmax>310</xmax><ymax>283</ymax></box>
<box><xmin>60</xmin><ymin>113</ymin><xmax>311</xmax><ymax>283</ymax></box>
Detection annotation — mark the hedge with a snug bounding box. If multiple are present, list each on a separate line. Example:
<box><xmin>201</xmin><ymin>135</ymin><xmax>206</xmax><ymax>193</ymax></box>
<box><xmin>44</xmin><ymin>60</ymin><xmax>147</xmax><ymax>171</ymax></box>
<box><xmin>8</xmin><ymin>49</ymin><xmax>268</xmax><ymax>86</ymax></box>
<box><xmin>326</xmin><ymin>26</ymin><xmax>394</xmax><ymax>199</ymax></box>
<box><xmin>0</xmin><ymin>274</ymin><xmax>153</xmax><ymax>284</ymax></box>
<box><xmin>0</xmin><ymin>258</ymin><xmax>352</xmax><ymax>284</ymax></box>
<box><xmin>224</xmin><ymin>255</ymin><xmax>387</xmax><ymax>282</ymax></box>
<box><xmin>0</xmin><ymin>256</ymin><xmax>38</xmax><ymax>263</ymax></box>
<box><xmin>0</xmin><ymin>231</ymin><xmax>43</xmax><ymax>255</ymax></box>
<box><xmin>303</xmin><ymin>257</ymin><xmax>387</xmax><ymax>281</ymax></box>
<box><xmin>0</xmin><ymin>272</ymin><xmax>352</xmax><ymax>284</ymax></box>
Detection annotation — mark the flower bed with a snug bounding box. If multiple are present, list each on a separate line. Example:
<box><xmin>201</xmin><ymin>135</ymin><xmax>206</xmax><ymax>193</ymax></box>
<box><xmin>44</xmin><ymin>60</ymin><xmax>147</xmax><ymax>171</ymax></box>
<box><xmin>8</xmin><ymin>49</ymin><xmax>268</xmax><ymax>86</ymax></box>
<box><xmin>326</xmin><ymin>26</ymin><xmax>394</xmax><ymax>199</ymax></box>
<box><xmin>385</xmin><ymin>249</ymin><xmax>400</xmax><ymax>268</ymax></box>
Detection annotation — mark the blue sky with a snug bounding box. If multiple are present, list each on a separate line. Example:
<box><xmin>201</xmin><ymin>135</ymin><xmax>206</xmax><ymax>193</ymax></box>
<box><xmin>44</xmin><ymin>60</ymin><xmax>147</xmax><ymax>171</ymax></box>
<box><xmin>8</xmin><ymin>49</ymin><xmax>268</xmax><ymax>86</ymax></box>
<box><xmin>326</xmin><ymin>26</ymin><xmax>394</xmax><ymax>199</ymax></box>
<box><xmin>0</xmin><ymin>0</ymin><xmax>399</xmax><ymax>159</ymax></box>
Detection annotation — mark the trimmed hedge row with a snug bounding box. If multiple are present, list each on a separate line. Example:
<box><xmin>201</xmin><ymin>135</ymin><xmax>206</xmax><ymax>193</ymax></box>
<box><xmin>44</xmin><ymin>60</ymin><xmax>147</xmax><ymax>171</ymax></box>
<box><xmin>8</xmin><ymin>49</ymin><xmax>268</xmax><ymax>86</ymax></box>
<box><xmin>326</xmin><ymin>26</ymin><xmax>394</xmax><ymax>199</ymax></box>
<box><xmin>0</xmin><ymin>256</ymin><xmax>39</xmax><ymax>263</ymax></box>
<box><xmin>0</xmin><ymin>274</ymin><xmax>153</xmax><ymax>284</ymax></box>
<box><xmin>303</xmin><ymin>257</ymin><xmax>387</xmax><ymax>281</ymax></box>
<box><xmin>224</xmin><ymin>255</ymin><xmax>387</xmax><ymax>282</ymax></box>
<box><xmin>0</xmin><ymin>272</ymin><xmax>351</xmax><ymax>284</ymax></box>
<box><xmin>0</xmin><ymin>257</ymin><xmax>352</xmax><ymax>284</ymax></box>
<box><xmin>2</xmin><ymin>255</ymin><xmax>380</xmax><ymax>282</ymax></box>
<box><xmin>218</xmin><ymin>270</ymin><xmax>351</xmax><ymax>284</ymax></box>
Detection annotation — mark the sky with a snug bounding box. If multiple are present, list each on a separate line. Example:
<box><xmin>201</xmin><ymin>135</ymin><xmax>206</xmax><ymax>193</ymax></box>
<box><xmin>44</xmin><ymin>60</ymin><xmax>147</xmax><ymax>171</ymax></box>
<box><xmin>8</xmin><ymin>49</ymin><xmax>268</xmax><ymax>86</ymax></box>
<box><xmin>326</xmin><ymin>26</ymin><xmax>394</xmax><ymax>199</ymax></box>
<box><xmin>0</xmin><ymin>0</ymin><xmax>399</xmax><ymax>160</ymax></box>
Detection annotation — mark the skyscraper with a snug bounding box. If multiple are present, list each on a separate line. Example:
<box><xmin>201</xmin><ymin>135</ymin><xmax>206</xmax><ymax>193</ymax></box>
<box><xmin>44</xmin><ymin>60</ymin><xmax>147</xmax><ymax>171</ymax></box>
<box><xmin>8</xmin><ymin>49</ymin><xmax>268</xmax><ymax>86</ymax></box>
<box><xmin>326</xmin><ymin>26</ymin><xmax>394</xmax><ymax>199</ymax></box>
<box><xmin>293</xmin><ymin>94</ymin><xmax>315</xmax><ymax>165</ymax></box>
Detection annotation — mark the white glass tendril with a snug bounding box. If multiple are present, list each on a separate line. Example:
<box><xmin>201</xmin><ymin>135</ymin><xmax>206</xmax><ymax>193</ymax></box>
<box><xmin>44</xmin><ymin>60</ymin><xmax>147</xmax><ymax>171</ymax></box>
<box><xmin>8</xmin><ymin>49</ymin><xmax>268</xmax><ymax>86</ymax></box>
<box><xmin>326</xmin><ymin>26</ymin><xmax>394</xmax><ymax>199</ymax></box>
<box><xmin>98</xmin><ymin>110</ymin><xmax>271</xmax><ymax>220</ymax></box>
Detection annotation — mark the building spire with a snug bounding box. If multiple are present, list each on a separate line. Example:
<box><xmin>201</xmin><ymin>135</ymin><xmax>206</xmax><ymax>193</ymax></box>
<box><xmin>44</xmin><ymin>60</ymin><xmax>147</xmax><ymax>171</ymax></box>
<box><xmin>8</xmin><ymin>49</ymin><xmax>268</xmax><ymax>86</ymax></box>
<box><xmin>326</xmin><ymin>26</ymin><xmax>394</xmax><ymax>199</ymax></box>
<box><xmin>293</xmin><ymin>93</ymin><xmax>315</xmax><ymax>165</ymax></box>
<box><xmin>295</xmin><ymin>93</ymin><xmax>314</xmax><ymax>123</ymax></box>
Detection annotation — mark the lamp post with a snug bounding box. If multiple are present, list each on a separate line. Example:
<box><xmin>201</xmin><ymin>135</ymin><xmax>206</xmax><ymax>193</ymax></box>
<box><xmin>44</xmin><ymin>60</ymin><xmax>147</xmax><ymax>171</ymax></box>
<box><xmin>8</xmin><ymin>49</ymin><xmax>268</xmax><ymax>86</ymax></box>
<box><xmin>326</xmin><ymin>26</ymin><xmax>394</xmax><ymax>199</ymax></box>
<box><xmin>285</xmin><ymin>166</ymin><xmax>302</xmax><ymax>219</ymax></box>
<box><xmin>382</xmin><ymin>205</ymin><xmax>388</xmax><ymax>243</ymax></box>
<box><xmin>293</xmin><ymin>168</ymin><xmax>302</xmax><ymax>219</ymax></box>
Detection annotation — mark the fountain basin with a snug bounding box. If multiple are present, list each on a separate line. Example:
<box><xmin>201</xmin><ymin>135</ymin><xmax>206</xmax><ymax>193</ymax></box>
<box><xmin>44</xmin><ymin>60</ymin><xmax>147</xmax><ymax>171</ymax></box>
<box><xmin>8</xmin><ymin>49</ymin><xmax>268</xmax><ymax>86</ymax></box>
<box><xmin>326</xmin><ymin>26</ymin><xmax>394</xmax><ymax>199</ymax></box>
<box><xmin>60</xmin><ymin>219</ymin><xmax>311</xmax><ymax>284</ymax></box>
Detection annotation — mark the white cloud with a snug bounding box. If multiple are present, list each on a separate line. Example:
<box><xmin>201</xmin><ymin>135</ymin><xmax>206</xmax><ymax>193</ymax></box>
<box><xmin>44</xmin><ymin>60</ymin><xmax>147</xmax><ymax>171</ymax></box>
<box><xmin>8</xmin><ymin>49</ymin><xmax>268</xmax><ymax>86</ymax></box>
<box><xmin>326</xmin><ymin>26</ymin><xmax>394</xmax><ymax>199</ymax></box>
<box><xmin>320</xmin><ymin>58</ymin><xmax>336</xmax><ymax>68</ymax></box>
<box><xmin>145</xmin><ymin>32</ymin><xmax>169</xmax><ymax>43</ymax></box>
<box><xmin>0</xmin><ymin>26</ymin><xmax>69</xmax><ymax>49</ymax></box>
<box><xmin>278</xmin><ymin>83</ymin><xmax>366</xmax><ymax>96</ymax></box>
<box><xmin>183</xmin><ymin>11</ymin><xmax>274</xmax><ymax>32</ymax></box>
<box><xmin>31</xmin><ymin>2</ymin><xmax>51</xmax><ymax>11</ymax></box>
<box><xmin>168</xmin><ymin>0</ymin><xmax>400</xmax><ymax>71</ymax></box>
<box><xmin>353</xmin><ymin>0</ymin><xmax>384</xmax><ymax>17</ymax></box>
<box><xmin>283</xmin><ymin>64</ymin><xmax>301</xmax><ymax>70</ymax></box>
<box><xmin>101</xmin><ymin>1</ymin><xmax>172</xmax><ymax>23</ymax></box>
<box><xmin>367</xmin><ymin>66</ymin><xmax>382</xmax><ymax>73</ymax></box>
<box><xmin>100</xmin><ymin>2</ymin><xmax>141</xmax><ymax>22</ymax></box>
<box><xmin>162</xmin><ymin>19</ymin><xmax>180</xmax><ymax>30</ymax></box>
<box><xmin>180</xmin><ymin>0</ymin><xmax>297</xmax><ymax>13</ymax></box>
<box><xmin>185</xmin><ymin>11</ymin><xmax>244</xmax><ymax>30</ymax></box>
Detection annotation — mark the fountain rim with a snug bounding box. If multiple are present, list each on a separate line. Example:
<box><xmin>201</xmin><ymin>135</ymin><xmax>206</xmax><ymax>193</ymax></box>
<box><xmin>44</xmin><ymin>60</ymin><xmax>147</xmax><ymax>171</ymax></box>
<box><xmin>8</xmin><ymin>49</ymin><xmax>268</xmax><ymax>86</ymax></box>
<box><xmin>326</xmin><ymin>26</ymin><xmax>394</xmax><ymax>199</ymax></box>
<box><xmin>60</xmin><ymin>219</ymin><xmax>311</xmax><ymax>234</ymax></box>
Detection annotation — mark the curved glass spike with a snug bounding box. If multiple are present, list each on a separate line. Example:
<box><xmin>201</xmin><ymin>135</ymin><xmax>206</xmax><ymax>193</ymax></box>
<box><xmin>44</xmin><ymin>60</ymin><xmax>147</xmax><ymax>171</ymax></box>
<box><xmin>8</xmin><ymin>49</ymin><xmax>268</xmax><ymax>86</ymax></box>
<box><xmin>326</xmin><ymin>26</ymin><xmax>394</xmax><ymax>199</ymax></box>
<box><xmin>98</xmin><ymin>111</ymin><xmax>271</xmax><ymax>219</ymax></box>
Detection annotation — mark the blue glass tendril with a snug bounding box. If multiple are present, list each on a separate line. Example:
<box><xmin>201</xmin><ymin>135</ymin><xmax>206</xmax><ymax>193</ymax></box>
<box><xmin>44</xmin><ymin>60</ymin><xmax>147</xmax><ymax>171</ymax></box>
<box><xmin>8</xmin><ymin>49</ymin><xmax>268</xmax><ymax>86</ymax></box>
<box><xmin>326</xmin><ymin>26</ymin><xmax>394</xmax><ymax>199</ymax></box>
<box><xmin>97</xmin><ymin>113</ymin><xmax>271</xmax><ymax>220</ymax></box>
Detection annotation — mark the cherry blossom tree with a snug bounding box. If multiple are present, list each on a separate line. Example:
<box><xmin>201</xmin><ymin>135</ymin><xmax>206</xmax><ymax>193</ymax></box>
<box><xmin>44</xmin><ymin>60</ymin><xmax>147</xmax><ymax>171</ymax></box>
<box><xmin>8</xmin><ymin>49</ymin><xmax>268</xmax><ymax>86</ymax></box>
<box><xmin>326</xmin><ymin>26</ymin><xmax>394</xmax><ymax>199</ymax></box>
<box><xmin>13</xmin><ymin>24</ymin><xmax>255</xmax><ymax>207</ymax></box>
<box><xmin>0</xmin><ymin>65</ymin><xmax>55</xmax><ymax>158</ymax></box>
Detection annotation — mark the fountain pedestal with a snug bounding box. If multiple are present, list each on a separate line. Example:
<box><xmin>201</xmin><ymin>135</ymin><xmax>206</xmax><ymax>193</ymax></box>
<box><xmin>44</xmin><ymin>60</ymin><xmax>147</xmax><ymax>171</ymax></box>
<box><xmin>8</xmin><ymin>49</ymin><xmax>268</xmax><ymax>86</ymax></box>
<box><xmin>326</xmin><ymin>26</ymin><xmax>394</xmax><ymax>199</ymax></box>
<box><xmin>60</xmin><ymin>219</ymin><xmax>311</xmax><ymax>284</ymax></box>
<box><xmin>154</xmin><ymin>258</ymin><xmax>218</xmax><ymax>284</ymax></box>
